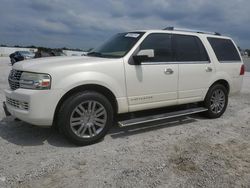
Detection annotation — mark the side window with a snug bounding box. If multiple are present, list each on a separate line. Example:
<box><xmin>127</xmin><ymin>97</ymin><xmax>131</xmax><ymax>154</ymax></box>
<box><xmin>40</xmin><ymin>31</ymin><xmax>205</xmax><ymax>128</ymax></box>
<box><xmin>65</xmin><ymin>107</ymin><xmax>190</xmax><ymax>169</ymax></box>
<box><xmin>207</xmin><ymin>38</ymin><xmax>241</xmax><ymax>61</ymax></box>
<box><xmin>140</xmin><ymin>33</ymin><xmax>173</xmax><ymax>62</ymax></box>
<box><xmin>173</xmin><ymin>34</ymin><xmax>209</xmax><ymax>62</ymax></box>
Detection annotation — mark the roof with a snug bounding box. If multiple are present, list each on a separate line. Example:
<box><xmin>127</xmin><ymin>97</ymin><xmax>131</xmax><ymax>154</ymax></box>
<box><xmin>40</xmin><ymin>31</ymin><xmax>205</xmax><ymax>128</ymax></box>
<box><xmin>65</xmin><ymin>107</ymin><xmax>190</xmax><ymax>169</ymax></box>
<box><xmin>130</xmin><ymin>27</ymin><xmax>230</xmax><ymax>39</ymax></box>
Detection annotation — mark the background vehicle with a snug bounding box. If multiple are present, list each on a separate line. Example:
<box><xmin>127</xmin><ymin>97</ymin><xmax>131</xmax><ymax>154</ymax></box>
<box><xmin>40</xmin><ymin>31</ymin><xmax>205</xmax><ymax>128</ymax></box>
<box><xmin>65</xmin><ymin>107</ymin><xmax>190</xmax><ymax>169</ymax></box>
<box><xmin>4</xmin><ymin>27</ymin><xmax>245</xmax><ymax>145</ymax></box>
<box><xmin>9</xmin><ymin>51</ymin><xmax>35</xmax><ymax>65</ymax></box>
<box><xmin>34</xmin><ymin>49</ymin><xmax>66</xmax><ymax>58</ymax></box>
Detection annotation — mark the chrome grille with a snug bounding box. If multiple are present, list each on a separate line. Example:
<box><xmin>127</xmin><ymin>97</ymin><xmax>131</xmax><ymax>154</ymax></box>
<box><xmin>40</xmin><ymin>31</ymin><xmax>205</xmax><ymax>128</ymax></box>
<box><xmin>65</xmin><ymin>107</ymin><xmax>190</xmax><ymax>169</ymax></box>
<box><xmin>6</xmin><ymin>97</ymin><xmax>29</xmax><ymax>110</ymax></box>
<box><xmin>8</xmin><ymin>70</ymin><xmax>23</xmax><ymax>90</ymax></box>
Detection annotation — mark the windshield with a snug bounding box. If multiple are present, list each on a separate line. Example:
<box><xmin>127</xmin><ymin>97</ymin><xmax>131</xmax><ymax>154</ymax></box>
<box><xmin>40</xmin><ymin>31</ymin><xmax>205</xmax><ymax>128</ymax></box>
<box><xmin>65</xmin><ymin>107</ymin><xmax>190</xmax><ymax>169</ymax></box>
<box><xmin>87</xmin><ymin>32</ymin><xmax>144</xmax><ymax>58</ymax></box>
<box><xmin>19</xmin><ymin>51</ymin><xmax>33</xmax><ymax>55</ymax></box>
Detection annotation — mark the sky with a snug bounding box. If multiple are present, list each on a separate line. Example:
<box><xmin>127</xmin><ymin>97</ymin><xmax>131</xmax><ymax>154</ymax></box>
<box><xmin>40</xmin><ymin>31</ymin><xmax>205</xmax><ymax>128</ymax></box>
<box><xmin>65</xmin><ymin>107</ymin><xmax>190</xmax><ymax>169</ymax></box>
<box><xmin>0</xmin><ymin>0</ymin><xmax>249</xmax><ymax>50</ymax></box>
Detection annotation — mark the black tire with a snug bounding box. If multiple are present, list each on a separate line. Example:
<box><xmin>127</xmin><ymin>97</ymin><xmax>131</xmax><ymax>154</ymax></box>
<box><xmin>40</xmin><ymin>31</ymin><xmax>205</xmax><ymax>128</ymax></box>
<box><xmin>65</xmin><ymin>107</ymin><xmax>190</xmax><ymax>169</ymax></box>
<box><xmin>58</xmin><ymin>91</ymin><xmax>113</xmax><ymax>146</ymax></box>
<box><xmin>203</xmin><ymin>84</ymin><xmax>228</xmax><ymax>118</ymax></box>
<box><xmin>10</xmin><ymin>58</ymin><xmax>16</xmax><ymax>65</ymax></box>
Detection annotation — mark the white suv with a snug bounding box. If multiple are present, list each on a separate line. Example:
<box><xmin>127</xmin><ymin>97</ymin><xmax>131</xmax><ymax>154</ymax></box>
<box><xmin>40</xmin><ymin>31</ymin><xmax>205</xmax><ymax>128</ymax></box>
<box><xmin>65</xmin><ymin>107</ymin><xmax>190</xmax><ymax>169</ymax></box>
<box><xmin>4</xmin><ymin>27</ymin><xmax>245</xmax><ymax>145</ymax></box>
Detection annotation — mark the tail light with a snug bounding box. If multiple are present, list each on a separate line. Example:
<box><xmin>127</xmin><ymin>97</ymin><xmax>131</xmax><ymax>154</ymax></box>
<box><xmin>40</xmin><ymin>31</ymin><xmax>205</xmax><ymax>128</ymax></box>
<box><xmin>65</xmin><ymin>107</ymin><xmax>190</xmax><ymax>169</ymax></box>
<box><xmin>240</xmin><ymin>64</ymin><xmax>245</xmax><ymax>75</ymax></box>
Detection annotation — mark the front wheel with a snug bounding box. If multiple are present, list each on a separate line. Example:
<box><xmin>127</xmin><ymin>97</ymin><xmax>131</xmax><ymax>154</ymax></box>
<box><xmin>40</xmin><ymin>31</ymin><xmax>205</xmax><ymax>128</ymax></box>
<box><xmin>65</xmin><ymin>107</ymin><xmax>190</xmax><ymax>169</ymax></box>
<box><xmin>203</xmin><ymin>84</ymin><xmax>228</xmax><ymax>118</ymax></box>
<box><xmin>10</xmin><ymin>58</ymin><xmax>16</xmax><ymax>65</ymax></box>
<box><xmin>58</xmin><ymin>91</ymin><xmax>114</xmax><ymax>145</ymax></box>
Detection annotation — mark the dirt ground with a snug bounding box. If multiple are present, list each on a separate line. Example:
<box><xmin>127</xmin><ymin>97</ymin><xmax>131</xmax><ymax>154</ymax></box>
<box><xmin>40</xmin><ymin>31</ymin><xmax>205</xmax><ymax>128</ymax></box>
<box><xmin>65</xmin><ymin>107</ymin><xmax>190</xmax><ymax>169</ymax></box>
<box><xmin>0</xmin><ymin>57</ymin><xmax>250</xmax><ymax>188</ymax></box>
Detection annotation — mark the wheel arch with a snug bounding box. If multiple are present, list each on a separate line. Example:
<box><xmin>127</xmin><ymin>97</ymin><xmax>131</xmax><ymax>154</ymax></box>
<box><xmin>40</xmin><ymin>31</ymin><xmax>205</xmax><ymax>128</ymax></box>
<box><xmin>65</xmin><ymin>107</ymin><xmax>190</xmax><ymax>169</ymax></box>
<box><xmin>210</xmin><ymin>79</ymin><xmax>230</xmax><ymax>94</ymax></box>
<box><xmin>53</xmin><ymin>84</ymin><xmax>118</xmax><ymax>126</ymax></box>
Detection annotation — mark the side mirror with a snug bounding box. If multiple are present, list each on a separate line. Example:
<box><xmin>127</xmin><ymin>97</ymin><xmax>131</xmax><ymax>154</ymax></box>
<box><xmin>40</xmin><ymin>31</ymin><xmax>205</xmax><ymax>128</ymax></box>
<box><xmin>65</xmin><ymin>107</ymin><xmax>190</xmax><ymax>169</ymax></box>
<box><xmin>133</xmin><ymin>49</ymin><xmax>154</xmax><ymax>65</ymax></box>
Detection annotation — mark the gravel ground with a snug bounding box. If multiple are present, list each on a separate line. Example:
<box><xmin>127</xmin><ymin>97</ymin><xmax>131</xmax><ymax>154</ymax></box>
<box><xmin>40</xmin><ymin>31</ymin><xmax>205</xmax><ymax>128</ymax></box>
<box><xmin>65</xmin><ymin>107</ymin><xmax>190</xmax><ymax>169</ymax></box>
<box><xmin>0</xmin><ymin>57</ymin><xmax>250</xmax><ymax>188</ymax></box>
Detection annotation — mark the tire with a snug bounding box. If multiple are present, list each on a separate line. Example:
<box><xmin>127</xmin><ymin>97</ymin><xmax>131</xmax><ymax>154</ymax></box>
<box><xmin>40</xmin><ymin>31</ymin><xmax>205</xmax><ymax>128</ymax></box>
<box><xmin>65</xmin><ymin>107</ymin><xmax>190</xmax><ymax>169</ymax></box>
<box><xmin>58</xmin><ymin>91</ymin><xmax>114</xmax><ymax>146</ymax></box>
<box><xmin>203</xmin><ymin>84</ymin><xmax>228</xmax><ymax>118</ymax></box>
<box><xmin>10</xmin><ymin>58</ymin><xmax>16</xmax><ymax>65</ymax></box>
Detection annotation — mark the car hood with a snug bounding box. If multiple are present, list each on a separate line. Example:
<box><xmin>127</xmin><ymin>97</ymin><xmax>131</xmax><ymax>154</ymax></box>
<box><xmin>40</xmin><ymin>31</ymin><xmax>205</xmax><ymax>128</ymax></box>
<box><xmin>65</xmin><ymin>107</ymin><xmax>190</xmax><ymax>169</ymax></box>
<box><xmin>13</xmin><ymin>56</ymin><xmax>120</xmax><ymax>73</ymax></box>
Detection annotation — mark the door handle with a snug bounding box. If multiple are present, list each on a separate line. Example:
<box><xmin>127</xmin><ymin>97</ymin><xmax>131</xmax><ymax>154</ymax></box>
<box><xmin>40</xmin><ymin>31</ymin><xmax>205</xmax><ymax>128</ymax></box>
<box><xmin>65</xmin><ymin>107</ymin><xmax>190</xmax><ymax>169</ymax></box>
<box><xmin>205</xmin><ymin>67</ymin><xmax>213</xmax><ymax>72</ymax></box>
<box><xmin>164</xmin><ymin>68</ymin><xmax>174</xmax><ymax>74</ymax></box>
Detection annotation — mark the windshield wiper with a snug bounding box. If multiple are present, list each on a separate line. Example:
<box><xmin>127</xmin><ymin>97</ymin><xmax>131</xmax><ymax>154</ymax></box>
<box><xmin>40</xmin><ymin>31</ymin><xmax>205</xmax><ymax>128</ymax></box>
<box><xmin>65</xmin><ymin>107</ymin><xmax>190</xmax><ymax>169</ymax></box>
<box><xmin>87</xmin><ymin>51</ymin><xmax>121</xmax><ymax>58</ymax></box>
<box><xmin>87</xmin><ymin>51</ymin><xmax>103</xmax><ymax>57</ymax></box>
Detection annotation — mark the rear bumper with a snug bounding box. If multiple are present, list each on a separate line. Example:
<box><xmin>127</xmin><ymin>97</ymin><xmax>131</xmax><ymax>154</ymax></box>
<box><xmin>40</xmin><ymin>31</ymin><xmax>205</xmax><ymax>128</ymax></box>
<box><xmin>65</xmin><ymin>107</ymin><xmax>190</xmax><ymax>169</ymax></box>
<box><xmin>229</xmin><ymin>76</ymin><xmax>244</xmax><ymax>96</ymax></box>
<box><xmin>4</xmin><ymin>88</ymin><xmax>64</xmax><ymax>126</ymax></box>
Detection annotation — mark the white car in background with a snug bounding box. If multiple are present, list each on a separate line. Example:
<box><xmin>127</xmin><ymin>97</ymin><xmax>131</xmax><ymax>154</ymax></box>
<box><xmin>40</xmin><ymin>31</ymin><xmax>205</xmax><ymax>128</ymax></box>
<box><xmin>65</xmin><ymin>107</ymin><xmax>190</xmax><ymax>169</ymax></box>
<box><xmin>3</xmin><ymin>27</ymin><xmax>245</xmax><ymax>145</ymax></box>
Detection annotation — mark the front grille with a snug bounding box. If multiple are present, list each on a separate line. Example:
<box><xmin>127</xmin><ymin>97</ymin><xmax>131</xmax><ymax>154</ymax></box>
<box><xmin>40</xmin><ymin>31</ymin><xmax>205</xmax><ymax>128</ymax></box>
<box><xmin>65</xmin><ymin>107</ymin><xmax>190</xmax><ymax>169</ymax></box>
<box><xmin>8</xmin><ymin>70</ymin><xmax>23</xmax><ymax>90</ymax></box>
<box><xmin>6</xmin><ymin>97</ymin><xmax>29</xmax><ymax>110</ymax></box>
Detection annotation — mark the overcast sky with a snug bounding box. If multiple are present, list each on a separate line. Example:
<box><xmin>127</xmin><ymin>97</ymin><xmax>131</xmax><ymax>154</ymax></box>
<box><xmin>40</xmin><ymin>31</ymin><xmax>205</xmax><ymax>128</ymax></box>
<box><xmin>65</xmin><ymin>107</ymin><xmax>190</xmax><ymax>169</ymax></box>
<box><xmin>0</xmin><ymin>0</ymin><xmax>249</xmax><ymax>49</ymax></box>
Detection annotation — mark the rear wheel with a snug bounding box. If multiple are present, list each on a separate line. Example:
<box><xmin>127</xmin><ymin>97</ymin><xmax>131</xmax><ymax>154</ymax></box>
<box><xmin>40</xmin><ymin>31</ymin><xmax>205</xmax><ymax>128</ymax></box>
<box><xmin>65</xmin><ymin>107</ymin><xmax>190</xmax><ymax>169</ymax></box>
<box><xmin>203</xmin><ymin>84</ymin><xmax>228</xmax><ymax>118</ymax></box>
<box><xmin>58</xmin><ymin>91</ymin><xmax>113</xmax><ymax>145</ymax></box>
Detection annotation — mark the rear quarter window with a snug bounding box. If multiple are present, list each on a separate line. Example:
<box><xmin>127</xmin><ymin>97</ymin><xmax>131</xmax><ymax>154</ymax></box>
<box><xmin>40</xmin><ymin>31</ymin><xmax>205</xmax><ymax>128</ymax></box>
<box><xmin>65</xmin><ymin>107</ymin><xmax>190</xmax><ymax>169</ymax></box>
<box><xmin>207</xmin><ymin>37</ymin><xmax>241</xmax><ymax>62</ymax></box>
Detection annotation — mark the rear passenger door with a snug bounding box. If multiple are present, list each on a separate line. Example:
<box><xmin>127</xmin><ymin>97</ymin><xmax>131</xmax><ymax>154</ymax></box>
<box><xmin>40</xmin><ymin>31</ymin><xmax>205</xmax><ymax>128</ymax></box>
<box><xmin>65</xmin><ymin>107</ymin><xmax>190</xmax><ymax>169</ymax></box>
<box><xmin>173</xmin><ymin>34</ymin><xmax>215</xmax><ymax>104</ymax></box>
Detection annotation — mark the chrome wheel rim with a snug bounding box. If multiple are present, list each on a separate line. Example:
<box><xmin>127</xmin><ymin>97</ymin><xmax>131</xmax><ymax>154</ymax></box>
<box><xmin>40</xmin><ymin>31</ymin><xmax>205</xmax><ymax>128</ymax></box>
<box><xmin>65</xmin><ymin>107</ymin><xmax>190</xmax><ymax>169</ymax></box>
<box><xmin>70</xmin><ymin>100</ymin><xmax>107</xmax><ymax>138</ymax></box>
<box><xmin>210</xmin><ymin>89</ymin><xmax>225</xmax><ymax>114</ymax></box>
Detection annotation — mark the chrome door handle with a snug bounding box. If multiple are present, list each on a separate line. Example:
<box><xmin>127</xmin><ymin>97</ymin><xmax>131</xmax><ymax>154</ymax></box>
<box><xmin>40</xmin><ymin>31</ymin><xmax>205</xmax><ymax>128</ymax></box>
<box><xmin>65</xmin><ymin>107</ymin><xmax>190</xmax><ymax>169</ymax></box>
<box><xmin>205</xmin><ymin>67</ymin><xmax>213</xmax><ymax>72</ymax></box>
<box><xmin>164</xmin><ymin>68</ymin><xmax>174</xmax><ymax>74</ymax></box>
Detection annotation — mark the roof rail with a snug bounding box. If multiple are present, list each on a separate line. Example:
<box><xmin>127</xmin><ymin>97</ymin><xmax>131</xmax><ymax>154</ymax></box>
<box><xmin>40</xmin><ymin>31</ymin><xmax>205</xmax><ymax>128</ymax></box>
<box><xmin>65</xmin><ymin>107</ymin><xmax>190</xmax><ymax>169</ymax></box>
<box><xmin>163</xmin><ymin>27</ymin><xmax>221</xmax><ymax>36</ymax></box>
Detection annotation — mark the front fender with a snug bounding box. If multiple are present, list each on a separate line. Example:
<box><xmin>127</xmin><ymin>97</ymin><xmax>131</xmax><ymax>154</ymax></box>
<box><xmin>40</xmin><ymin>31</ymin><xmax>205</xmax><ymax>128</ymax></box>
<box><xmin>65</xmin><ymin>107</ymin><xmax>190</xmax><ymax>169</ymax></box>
<box><xmin>55</xmin><ymin>71</ymin><xmax>126</xmax><ymax>98</ymax></box>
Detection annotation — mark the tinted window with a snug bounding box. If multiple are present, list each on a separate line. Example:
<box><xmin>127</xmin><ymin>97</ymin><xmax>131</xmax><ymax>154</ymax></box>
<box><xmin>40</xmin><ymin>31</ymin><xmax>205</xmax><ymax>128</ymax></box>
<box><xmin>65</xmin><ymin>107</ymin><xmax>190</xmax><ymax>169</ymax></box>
<box><xmin>208</xmin><ymin>38</ymin><xmax>241</xmax><ymax>61</ymax></box>
<box><xmin>173</xmin><ymin>34</ymin><xmax>209</xmax><ymax>62</ymax></box>
<box><xmin>140</xmin><ymin>33</ymin><xmax>173</xmax><ymax>62</ymax></box>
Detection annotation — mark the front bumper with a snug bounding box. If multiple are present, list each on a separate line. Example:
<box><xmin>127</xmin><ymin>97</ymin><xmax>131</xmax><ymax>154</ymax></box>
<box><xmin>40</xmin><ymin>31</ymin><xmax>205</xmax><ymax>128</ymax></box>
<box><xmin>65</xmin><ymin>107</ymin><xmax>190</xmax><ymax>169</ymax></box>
<box><xmin>3</xmin><ymin>102</ymin><xmax>11</xmax><ymax>116</ymax></box>
<box><xmin>4</xmin><ymin>88</ymin><xmax>64</xmax><ymax>126</ymax></box>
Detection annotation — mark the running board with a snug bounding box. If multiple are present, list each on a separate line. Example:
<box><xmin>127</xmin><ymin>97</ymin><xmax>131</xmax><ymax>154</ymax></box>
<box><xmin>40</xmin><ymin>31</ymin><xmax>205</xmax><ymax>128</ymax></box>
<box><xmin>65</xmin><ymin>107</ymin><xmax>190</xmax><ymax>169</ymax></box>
<box><xmin>118</xmin><ymin>107</ymin><xmax>207</xmax><ymax>127</ymax></box>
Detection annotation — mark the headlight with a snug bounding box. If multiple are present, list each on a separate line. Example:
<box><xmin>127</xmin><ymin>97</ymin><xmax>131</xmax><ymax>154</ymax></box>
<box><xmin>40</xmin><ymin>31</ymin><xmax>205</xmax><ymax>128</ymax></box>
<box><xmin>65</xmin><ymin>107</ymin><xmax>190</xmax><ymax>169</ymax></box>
<box><xmin>19</xmin><ymin>72</ymin><xmax>51</xmax><ymax>90</ymax></box>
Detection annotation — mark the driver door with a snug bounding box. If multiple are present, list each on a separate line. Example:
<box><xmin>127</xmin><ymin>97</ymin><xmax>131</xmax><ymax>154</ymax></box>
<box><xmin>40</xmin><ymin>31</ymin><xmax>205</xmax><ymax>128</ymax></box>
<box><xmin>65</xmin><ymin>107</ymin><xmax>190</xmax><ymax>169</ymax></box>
<box><xmin>124</xmin><ymin>33</ymin><xmax>178</xmax><ymax>112</ymax></box>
